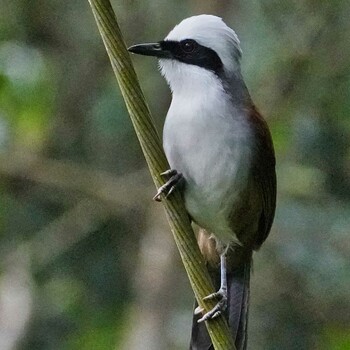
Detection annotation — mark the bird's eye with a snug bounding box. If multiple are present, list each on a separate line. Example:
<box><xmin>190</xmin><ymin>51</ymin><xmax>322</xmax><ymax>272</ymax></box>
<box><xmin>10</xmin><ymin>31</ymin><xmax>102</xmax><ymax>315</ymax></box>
<box><xmin>181</xmin><ymin>39</ymin><xmax>197</xmax><ymax>53</ymax></box>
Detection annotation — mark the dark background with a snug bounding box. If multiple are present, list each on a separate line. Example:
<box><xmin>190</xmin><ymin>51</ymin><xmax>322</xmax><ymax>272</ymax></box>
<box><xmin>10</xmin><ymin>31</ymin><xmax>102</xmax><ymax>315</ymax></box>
<box><xmin>0</xmin><ymin>1</ymin><xmax>349</xmax><ymax>349</ymax></box>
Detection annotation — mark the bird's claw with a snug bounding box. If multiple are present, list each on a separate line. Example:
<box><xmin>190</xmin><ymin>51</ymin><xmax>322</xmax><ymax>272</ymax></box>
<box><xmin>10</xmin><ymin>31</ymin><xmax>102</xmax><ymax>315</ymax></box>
<box><xmin>153</xmin><ymin>169</ymin><xmax>183</xmax><ymax>202</ymax></box>
<box><xmin>197</xmin><ymin>288</ymin><xmax>228</xmax><ymax>323</ymax></box>
<box><xmin>160</xmin><ymin>169</ymin><xmax>178</xmax><ymax>177</ymax></box>
<box><xmin>194</xmin><ymin>306</ymin><xmax>204</xmax><ymax>315</ymax></box>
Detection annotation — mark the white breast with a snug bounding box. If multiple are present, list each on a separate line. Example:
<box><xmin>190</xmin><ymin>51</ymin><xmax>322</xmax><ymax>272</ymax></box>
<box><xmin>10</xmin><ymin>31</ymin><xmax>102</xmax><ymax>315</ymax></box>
<box><xmin>162</xmin><ymin>64</ymin><xmax>253</xmax><ymax>243</ymax></box>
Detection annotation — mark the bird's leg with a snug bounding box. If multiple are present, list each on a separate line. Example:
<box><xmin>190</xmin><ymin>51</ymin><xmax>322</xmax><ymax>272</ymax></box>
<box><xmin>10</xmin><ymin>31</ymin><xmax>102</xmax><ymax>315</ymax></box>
<box><xmin>197</xmin><ymin>250</ymin><xmax>228</xmax><ymax>323</ymax></box>
<box><xmin>153</xmin><ymin>169</ymin><xmax>184</xmax><ymax>202</ymax></box>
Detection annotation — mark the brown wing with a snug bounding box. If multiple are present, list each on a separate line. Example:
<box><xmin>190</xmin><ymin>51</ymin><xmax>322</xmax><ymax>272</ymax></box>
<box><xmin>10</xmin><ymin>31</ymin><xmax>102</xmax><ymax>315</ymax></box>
<box><xmin>249</xmin><ymin>106</ymin><xmax>276</xmax><ymax>248</ymax></box>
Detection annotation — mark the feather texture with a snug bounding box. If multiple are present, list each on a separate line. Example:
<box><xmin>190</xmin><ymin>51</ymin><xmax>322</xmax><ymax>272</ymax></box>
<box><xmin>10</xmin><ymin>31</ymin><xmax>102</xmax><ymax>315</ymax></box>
<box><xmin>128</xmin><ymin>14</ymin><xmax>277</xmax><ymax>350</ymax></box>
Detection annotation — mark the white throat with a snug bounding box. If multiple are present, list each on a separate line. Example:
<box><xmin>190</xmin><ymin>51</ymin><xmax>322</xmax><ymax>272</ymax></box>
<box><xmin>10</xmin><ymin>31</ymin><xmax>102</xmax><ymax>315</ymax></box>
<box><xmin>159</xmin><ymin>59</ymin><xmax>225</xmax><ymax>97</ymax></box>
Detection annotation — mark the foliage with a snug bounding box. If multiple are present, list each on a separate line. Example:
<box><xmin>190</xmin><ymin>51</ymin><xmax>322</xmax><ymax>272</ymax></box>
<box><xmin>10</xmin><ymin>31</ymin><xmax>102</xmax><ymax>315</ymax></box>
<box><xmin>0</xmin><ymin>1</ymin><xmax>349</xmax><ymax>349</ymax></box>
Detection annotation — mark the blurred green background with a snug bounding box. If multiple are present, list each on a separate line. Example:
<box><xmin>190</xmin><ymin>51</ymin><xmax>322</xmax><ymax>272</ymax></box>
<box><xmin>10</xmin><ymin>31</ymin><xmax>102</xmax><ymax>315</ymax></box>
<box><xmin>1</xmin><ymin>1</ymin><xmax>349</xmax><ymax>349</ymax></box>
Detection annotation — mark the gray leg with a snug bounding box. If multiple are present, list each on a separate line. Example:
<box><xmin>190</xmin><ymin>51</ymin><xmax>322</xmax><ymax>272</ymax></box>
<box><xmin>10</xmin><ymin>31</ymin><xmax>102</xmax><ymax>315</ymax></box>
<box><xmin>197</xmin><ymin>252</ymin><xmax>228</xmax><ymax>323</ymax></box>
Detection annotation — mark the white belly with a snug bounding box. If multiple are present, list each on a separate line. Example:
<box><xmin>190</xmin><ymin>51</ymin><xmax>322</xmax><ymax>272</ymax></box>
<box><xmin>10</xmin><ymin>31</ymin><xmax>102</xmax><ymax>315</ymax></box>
<box><xmin>163</xmin><ymin>98</ymin><xmax>253</xmax><ymax>244</ymax></box>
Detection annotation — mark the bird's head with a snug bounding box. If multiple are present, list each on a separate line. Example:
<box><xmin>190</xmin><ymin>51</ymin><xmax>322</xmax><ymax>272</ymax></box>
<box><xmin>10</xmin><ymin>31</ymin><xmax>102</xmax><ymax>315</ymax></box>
<box><xmin>128</xmin><ymin>15</ymin><xmax>242</xmax><ymax>92</ymax></box>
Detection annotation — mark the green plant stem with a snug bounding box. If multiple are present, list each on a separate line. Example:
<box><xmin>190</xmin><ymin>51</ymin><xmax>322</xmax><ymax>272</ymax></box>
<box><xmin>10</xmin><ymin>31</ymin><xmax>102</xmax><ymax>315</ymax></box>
<box><xmin>88</xmin><ymin>1</ymin><xmax>236</xmax><ymax>348</ymax></box>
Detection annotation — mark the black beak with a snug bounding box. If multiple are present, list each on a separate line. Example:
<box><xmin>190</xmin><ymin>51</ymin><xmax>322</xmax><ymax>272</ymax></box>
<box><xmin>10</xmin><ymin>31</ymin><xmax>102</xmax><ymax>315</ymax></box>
<box><xmin>128</xmin><ymin>42</ymin><xmax>171</xmax><ymax>58</ymax></box>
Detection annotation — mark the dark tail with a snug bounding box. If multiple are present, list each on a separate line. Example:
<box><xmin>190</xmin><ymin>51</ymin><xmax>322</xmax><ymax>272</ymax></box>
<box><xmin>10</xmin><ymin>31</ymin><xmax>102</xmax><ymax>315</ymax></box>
<box><xmin>189</xmin><ymin>259</ymin><xmax>251</xmax><ymax>350</ymax></box>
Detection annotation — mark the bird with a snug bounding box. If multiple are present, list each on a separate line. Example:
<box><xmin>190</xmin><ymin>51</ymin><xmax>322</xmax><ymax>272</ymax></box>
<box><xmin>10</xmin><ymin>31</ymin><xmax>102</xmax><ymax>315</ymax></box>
<box><xmin>128</xmin><ymin>14</ymin><xmax>276</xmax><ymax>350</ymax></box>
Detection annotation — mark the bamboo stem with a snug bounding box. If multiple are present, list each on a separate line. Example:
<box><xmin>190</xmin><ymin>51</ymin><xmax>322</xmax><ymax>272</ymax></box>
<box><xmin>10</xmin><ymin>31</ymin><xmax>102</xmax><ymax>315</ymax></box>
<box><xmin>87</xmin><ymin>1</ymin><xmax>235</xmax><ymax>348</ymax></box>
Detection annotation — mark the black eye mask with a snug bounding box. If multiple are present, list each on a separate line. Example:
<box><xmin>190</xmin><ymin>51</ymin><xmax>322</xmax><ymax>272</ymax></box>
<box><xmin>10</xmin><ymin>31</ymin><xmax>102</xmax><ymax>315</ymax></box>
<box><xmin>159</xmin><ymin>39</ymin><xmax>223</xmax><ymax>75</ymax></box>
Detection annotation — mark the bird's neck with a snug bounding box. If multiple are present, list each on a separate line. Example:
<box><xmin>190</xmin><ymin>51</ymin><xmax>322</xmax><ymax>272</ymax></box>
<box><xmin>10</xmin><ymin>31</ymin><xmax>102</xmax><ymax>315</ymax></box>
<box><xmin>222</xmin><ymin>70</ymin><xmax>252</xmax><ymax>107</ymax></box>
<box><xmin>161</xmin><ymin>60</ymin><xmax>251</xmax><ymax>107</ymax></box>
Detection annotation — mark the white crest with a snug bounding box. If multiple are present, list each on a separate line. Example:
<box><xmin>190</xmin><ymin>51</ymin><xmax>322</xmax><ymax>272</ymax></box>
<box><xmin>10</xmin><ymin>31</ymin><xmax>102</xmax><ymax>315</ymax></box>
<box><xmin>165</xmin><ymin>15</ymin><xmax>241</xmax><ymax>73</ymax></box>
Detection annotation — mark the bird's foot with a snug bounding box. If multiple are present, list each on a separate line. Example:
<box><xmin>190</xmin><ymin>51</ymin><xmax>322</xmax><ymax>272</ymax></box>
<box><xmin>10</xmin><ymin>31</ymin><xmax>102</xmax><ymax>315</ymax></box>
<box><xmin>153</xmin><ymin>169</ymin><xmax>183</xmax><ymax>202</ymax></box>
<box><xmin>196</xmin><ymin>288</ymin><xmax>228</xmax><ymax>323</ymax></box>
